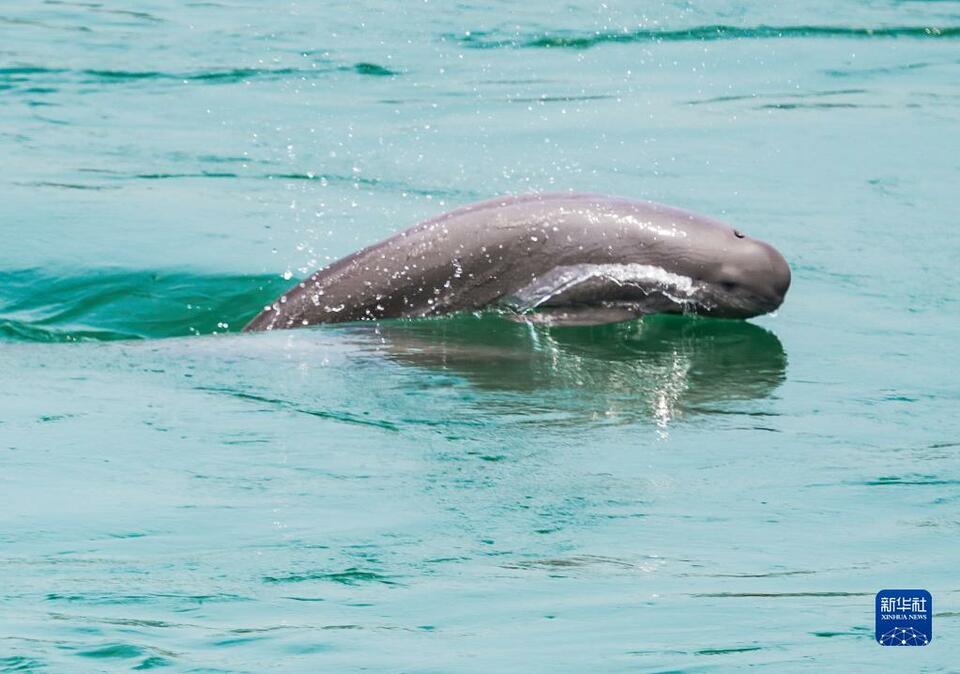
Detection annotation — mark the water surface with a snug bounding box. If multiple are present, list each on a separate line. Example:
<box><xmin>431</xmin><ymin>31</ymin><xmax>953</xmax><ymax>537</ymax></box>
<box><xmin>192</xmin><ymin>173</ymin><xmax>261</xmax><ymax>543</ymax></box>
<box><xmin>2</xmin><ymin>1</ymin><xmax>959</xmax><ymax>671</ymax></box>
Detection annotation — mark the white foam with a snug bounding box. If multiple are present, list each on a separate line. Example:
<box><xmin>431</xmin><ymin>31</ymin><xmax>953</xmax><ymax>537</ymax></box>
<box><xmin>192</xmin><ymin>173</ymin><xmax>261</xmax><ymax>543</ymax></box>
<box><xmin>506</xmin><ymin>263</ymin><xmax>701</xmax><ymax>311</ymax></box>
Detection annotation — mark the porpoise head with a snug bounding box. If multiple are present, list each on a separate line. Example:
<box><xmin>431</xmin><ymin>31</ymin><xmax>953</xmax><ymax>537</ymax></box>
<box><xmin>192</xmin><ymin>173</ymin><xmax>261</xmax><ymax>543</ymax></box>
<box><xmin>681</xmin><ymin>226</ymin><xmax>792</xmax><ymax>319</ymax></box>
<box><xmin>602</xmin><ymin>203</ymin><xmax>791</xmax><ymax>319</ymax></box>
<box><xmin>517</xmin><ymin>203</ymin><xmax>791</xmax><ymax>321</ymax></box>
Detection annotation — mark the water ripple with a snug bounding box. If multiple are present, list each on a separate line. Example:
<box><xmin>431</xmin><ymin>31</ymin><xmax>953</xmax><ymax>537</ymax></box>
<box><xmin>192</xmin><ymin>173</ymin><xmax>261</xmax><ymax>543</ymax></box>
<box><xmin>456</xmin><ymin>24</ymin><xmax>960</xmax><ymax>49</ymax></box>
<box><xmin>262</xmin><ymin>568</ymin><xmax>399</xmax><ymax>586</ymax></box>
<box><xmin>196</xmin><ymin>387</ymin><xmax>402</xmax><ymax>432</ymax></box>
<box><xmin>0</xmin><ymin>62</ymin><xmax>400</xmax><ymax>89</ymax></box>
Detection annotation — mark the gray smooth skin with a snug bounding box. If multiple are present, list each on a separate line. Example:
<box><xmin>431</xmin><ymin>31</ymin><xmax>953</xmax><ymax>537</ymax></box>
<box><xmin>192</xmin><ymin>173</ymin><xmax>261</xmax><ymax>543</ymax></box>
<box><xmin>244</xmin><ymin>193</ymin><xmax>791</xmax><ymax>331</ymax></box>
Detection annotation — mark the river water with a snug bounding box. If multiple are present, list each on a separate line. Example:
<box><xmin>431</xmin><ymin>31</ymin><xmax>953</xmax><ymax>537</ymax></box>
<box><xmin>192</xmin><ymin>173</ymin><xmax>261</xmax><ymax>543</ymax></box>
<box><xmin>1</xmin><ymin>1</ymin><xmax>959</xmax><ymax>671</ymax></box>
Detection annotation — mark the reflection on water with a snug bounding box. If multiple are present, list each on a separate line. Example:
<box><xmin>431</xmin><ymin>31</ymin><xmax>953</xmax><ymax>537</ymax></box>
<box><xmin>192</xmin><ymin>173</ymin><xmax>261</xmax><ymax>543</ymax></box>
<box><xmin>350</xmin><ymin>313</ymin><xmax>786</xmax><ymax>430</ymax></box>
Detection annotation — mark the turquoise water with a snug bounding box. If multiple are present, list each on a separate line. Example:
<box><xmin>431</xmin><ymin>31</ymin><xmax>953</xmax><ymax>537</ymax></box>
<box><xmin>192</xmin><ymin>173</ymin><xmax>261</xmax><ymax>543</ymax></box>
<box><xmin>2</xmin><ymin>0</ymin><xmax>959</xmax><ymax>670</ymax></box>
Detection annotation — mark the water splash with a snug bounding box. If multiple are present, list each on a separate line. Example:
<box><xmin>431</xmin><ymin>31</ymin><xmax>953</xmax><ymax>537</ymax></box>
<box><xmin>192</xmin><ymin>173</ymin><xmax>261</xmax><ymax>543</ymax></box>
<box><xmin>503</xmin><ymin>263</ymin><xmax>701</xmax><ymax>313</ymax></box>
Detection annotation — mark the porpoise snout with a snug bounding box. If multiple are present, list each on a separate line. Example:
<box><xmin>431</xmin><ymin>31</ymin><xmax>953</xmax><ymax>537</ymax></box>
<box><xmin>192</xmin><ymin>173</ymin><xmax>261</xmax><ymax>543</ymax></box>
<box><xmin>758</xmin><ymin>240</ymin><xmax>791</xmax><ymax>310</ymax></box>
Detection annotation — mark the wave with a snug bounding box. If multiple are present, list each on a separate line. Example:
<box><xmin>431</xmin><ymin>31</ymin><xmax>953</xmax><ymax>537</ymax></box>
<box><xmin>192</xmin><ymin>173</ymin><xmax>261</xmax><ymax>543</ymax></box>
<box><xmin>456</xmin><ymin>24</ymin><xmax>960</xmax><ymax>49</ymax></box>
<box><xmin>0</xmin><ymin>62</ymin><xmax>399</xmax><ymax>89</ymax></box>
<box><xmin>0</xmin><ymin>269</ymin><xmax>291</xmax><ymax>342</ymax></box>
<box><xmin>20</xmin><ymin>170</ymin><xmax>475</xmax><ymax>199</ymax></box>
<box><xmin>686</xmin><ymin>88</ymin><xmax>868</xmax><ymax>106</ymax></box>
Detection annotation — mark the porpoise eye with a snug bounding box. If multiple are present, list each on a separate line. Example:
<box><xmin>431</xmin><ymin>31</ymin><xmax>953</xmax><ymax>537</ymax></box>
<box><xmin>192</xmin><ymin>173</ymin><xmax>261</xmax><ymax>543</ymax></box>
<box><xmin>721</xmin><ymin>281</ymin><xmax>738</xmax><ymax>291</ymax></box>
<box><xmin>733</xmin><ymin>229</ymin><xmax>745</xmax><ymax>239</ymax></box>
